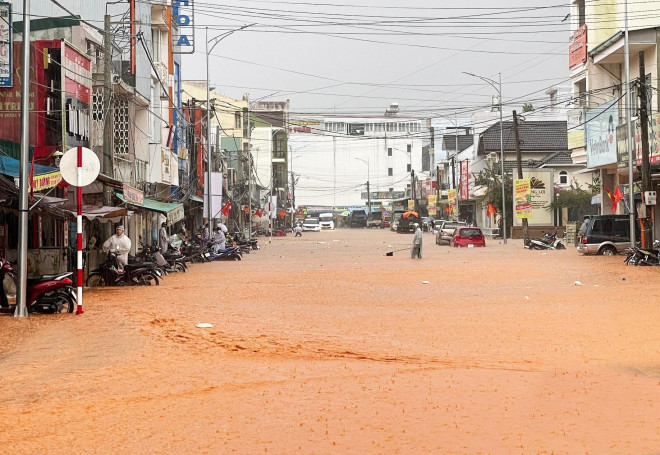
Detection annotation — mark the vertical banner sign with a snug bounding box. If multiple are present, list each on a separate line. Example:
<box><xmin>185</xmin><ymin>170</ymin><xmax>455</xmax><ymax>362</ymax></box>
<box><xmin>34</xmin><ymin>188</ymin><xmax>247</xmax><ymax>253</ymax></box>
<box><xmin>448</xmin><ymin>189</ymin><xmax>457</xmax><ymax>214</ymax></box>
<box><xmin>172</xmin><ymin>0</ymin><xmax>195</xmax><ymax>54</ymax></box>
<box><xmin>514</xmin><ymin>179</ymin><xmax>532</xmax><ymax>219</ymax></box>
<box><xmin>0</xmin><ymin>3</ymin><xmax>11</xmax><ymax>87</ymax></box>
<box><xmin>459</xmin><ymin>160</ymin><xmax>469</xmax><ymax>200</ymax></box>
<box><xmin>634</xmin><ymin>113</ymin><xmax>660</xmax><ymax>166</ymax></box>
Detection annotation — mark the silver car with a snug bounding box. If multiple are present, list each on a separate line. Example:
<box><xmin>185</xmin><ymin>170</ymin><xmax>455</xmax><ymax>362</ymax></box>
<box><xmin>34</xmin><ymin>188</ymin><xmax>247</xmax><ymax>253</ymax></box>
<box><xmin>435</xmin><ymin>221</ymin><xmax>467</xmax><ymax>245</ymax></box>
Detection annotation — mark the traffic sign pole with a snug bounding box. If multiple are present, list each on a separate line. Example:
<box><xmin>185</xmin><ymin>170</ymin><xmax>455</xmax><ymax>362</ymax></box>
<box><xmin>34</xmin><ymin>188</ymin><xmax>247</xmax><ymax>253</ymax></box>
<box><xmin>76</xmin><ymin>146</ymin><xmax>84</xmax><ymax>314</ymax></box>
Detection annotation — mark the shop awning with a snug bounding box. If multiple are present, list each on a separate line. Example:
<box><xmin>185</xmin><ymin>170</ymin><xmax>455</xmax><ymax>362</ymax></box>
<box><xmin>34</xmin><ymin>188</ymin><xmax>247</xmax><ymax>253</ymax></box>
<box><xmin>115</xmin><ymin>191</ymin><xmax>184</xmax><ymax>225</ymax></box>
<box><xmin>58</xmin><ymin>204</ymin><xmax>127</xmax><ymax>221</ymax></box>
<box><xmin>0</xmin><ymin>155</ymin><xmax>62</xmax><ymax>191</ymax></box>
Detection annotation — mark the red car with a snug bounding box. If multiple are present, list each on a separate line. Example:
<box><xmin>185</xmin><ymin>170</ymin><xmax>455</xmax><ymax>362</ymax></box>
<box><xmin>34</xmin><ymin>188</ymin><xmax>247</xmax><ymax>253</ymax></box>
<box><xmin>449</xmin><ymin>227</ymin><xmax>486</xmax><ymax>248</ymax></box>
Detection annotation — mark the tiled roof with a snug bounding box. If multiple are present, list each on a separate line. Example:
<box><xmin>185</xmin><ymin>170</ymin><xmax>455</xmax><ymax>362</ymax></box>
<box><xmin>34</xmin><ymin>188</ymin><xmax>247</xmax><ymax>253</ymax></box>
<box><xmin>535</xmin><ymin>151</ymin><xmax>575</xmax><ymax>167</ymax></box>
<box><xmin>478</xmin><ymin>120</ymin><xmax>568</xmax><ymax>155</ymax></box>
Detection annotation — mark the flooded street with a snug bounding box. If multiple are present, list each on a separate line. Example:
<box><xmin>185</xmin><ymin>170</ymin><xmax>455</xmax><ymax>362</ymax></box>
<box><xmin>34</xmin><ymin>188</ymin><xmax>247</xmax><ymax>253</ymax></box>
<box><xmin>1</xmin><ymin>228</ymin><xmax>659</xmax><ymax>454</ymax></box>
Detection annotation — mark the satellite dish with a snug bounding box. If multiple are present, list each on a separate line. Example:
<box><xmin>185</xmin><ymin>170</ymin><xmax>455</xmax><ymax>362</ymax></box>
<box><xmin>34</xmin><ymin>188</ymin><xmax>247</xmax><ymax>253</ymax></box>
<box><xmin>59</xmin><ymin>147</ymin><xmax>101</xmax><ymax>187</ymax></box>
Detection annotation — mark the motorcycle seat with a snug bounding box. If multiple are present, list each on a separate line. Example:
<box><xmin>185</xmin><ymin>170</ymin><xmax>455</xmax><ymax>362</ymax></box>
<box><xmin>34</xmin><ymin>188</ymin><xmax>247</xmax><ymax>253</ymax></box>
<box><xmin>124</xmin><ymin>262</ymin><xmax>155</xmax><ymax>270</ymax></box>
<box><xmin>163</xmin><ymin>253</ymin><xmax>184</xmax><ymax>260</ymax></box>
<box><xmin>27</xmin><ymin>272</ymin><xmax>72</xmax><ymax>283</ymax></box>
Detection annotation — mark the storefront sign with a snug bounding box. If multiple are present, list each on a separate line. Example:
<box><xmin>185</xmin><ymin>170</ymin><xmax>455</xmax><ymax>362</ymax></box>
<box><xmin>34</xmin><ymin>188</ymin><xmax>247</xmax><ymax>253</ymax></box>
<box><xmin>634</xmin><ymin>113</ymin><xmax>660</xmax><ymax>167</ymax></box>
<box><xmin>448</xmin><ymin>189</ymin><xmax>457</xmax><ymax>205</ymax></box>
<box><xmin>123</xmin><ymin>184</ymin><xmax>144</xmax><ymax>205</ymax></box>
<box><xmin>567</xmin><ymin>107</ymin><xmax>586</xmax><ymax>150</ymax></box>
<box><xmin>512</xmin><ymin>170</ymin><xmax>553</xmax><ymax>225</ymax></box>
<box><xmin>514</xmin><ymin>179</ymin><xmax>532</xmax><ymax>219</ymax></box>
<box><xmin>167</xmin><ymin>204</ymin><xmax>185</xmax><ymax>225</ymax></box>
<box><xmin>172</xmin><ymin>0</ymin><xmax>195</xmax><ymax>54</ymax></box>
<box><xmin>586</xmin><ymin>100</ymin><xmax>618</xmax><ymax>168</ymax></box>
<box><xmin>616</xmin><ymin>124</ymin><xmax>631</xmax><ymax>169</ymax></box>
<box><xmin>569</xmin><ymin>25</ymin><xmax>587</xmax><ymax>69</ymax></box>
<box><xmin>0</xmin><ymin>3</ymin><xmax>11</xmax><ymax>87</ymax></box>
<box><xmin>15</xmin><ymin>170</ymin><xmax>62</xmax><ymax>192</ymax></box>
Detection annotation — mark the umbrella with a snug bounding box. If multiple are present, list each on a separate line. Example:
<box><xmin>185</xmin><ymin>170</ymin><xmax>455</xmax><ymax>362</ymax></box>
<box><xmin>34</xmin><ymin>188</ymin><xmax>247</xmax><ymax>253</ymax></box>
<box><xmin>402</xmin><ymin>211</ymin><xmax>419</xmax><ymax>218</ymax></box>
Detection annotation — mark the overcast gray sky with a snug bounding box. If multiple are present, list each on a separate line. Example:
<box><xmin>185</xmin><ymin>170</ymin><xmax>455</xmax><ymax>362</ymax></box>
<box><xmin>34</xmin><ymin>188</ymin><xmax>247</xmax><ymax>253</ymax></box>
<box><xmin>182</xmin><ymin>1</ymin><xmax>571</xmax><ymax>118</ymax></box>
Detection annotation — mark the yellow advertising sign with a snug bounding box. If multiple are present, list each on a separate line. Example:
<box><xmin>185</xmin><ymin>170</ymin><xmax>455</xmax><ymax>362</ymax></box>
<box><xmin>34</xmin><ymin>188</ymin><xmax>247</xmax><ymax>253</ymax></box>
<box><xmin>407</xmin><ymin>200</ymin><xmax>415</xmax><ymax>210</ymax></box>
<box><xmin>32</xmin><ymin>171</ymin><xmax>63</xmax><ymax>192</ymax></box>
<box><xmin>514</xmin><ymin>179</ymin><xmax>532</xmax><ymax>219</ymax></box>
<box><xmin>447</xmin><ymin>189</ymin><xmax>457</xmax><ymax>205</ymax></box>
<box><xmin>427</xmin><ymin>194</ymin><xmax>437</xmax><ymax>205</ymax></box>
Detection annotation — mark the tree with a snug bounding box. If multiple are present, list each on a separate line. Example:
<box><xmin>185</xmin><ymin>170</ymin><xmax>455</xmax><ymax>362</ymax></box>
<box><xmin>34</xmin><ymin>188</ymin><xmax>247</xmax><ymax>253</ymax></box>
<box><xmin>547</xmin><ymin>178</ymin><xmax>599</xmax><ymax>222</ymax></box>
<box><xmin>522</xmin><ymin>103</ymin><xmax>534</xmax><ymax>112</ymax></box>
<box><xmin>473</xmin><ymin>161</ymin><xmax>513</xmax><ymax>233</ymax></box>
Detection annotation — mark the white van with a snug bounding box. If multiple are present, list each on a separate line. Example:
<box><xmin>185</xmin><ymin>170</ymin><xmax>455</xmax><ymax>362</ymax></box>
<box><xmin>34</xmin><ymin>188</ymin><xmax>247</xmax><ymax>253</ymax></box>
<box><xmin>319</xmin><ymin>213</ymin><xmax>335</xmax><ymax>229</ymax></box>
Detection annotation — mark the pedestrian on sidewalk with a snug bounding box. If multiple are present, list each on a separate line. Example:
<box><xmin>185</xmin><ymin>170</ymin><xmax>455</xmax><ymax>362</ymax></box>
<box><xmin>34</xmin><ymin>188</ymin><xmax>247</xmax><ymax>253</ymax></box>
<box><xmin>410</xmin><ymin>223</ymin><xmax>423</xmax><ymax>259</ymax></box>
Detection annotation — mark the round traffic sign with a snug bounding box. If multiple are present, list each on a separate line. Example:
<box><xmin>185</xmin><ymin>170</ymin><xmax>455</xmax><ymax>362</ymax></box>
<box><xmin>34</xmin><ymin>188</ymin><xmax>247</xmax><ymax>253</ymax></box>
<box><xmin>59</xmin><ymin>147</ymin><xmax>101</xmax><ymax>187</ymax></box>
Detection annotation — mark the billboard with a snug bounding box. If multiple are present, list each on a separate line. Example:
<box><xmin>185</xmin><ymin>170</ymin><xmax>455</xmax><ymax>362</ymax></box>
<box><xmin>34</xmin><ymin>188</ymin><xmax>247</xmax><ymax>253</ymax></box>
<box><xmin>514</xmin><ymin>179</ymin><xmax>532</xmax><ymax>219</ymax></box>
<box><xmin>512</xmin><ymin>170</ymin><xmax>553</xmax><ymax>226</ymax></box>
<box><xmin>0</xmin><ymin>3</ymin><xmax>11</xmax><ymax>87</ymax></box>
<box><xmin>585</xmin><ymin>100</ymin><xmax>618</xmax><ymax>168</ymax></box>
<box><xmin>634</xmin><ymin>113</ymin><xmax>660</xmax><ymax>167</ymax></box>
<box><xmin>459</xmin><ymin>160</ymin><xmax>469</xmax><ymax>200</ymax></box>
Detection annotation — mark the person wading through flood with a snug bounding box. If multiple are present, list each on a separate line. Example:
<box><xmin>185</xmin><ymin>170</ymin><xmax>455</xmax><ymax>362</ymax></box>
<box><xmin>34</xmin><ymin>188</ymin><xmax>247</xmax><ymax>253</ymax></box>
<box><xmin>158</xmin><ymin>222</ymin><xmax>169</xmax><ymax>253</ymax></box>
<box><xmin>410</xmin><ymin>223</ymin><xmax>423</xmax><ymax>259</ymax></box>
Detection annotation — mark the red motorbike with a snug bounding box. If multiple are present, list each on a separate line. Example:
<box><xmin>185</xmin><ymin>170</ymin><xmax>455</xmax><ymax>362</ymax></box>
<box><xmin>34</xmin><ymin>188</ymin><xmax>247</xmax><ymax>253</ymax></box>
<box><xmin>0</xmin><ymin>258</ymin><xmax>76</xmax><ymax>314</ymax></box>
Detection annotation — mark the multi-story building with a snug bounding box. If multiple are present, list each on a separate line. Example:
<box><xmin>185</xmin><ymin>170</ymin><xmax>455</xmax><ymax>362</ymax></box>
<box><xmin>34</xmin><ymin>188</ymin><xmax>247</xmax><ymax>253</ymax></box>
<box><xmin>288</xmin><ymin>104</ymin><xmax>430</xmax><ymax>210</ymax></box>
<box><xmin>568</xmin><ymin>0</ymin><xmax>660</xmax><ymax>240</ymax></box>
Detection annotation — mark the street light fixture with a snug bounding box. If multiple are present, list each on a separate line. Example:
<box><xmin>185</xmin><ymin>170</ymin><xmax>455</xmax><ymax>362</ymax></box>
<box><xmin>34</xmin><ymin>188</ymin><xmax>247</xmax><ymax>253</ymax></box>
<box><xmin>206</xmin><ymin>24</ymin><xmax>254</xmax><ymax>232</ymax></box>
<box><xmin>463</xmin><ymin>71</ymin><xmax>506</xmax><ymax>243</ymax></box>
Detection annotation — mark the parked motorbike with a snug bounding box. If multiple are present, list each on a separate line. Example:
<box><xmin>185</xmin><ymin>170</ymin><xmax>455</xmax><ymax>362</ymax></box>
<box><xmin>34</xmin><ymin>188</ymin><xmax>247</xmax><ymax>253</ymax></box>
<box><xmin>525</xmin><ymin>229</ymin><xmax>566</xmax><ymax>250</ymax></box>
<box><xmin>206</xmin><ymin>244</ymin><xmax>243</xmax><ymax>261</ymax></box>
<box><xmin>0</xmin><ymin>258</ymin><xmax>76</xmax><ymax>314</ymax></box>
<box><xmin>86</xmin><ymin>251</ymin><xmax>160</xmax><ymax>286</ymax></box>
<box><xmin>624</xmin><ymin>244</ymin><xmax>660</xmax><ymax>266</ymax></box>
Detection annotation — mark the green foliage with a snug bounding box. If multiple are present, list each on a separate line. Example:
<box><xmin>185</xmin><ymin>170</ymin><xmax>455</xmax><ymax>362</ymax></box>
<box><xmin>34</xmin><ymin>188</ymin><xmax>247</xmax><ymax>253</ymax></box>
<box><xmin>522</xmin><ymin>103</ymin><xmax>534</xmax><ymax>112</ymax></box>
<box><xmin>474</xmin><ymin>162</ymin><xmax>513</xmax><ymax>227</ymax></box>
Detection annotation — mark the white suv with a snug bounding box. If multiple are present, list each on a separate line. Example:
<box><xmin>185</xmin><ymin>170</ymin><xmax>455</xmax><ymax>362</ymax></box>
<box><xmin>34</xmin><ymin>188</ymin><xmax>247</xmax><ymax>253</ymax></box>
<box><xmin>319</xmin><ymin>213</ymin><xmax>335</xmax><ymax>229</ymax></box>
<box><xmin>302</xmin><ymin>217</ymin><xmax>321</xmax><ymax>232</ymax></box>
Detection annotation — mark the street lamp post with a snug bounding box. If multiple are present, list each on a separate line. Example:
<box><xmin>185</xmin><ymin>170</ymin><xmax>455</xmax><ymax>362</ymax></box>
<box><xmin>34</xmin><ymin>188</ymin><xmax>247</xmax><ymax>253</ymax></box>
<box><xmin>206</xmin><ymin>24</ymin><xmax>253</xmax><ymax>232</ymax></box>
<box><xmin>464</xmin><ymin>71</ymin><xmax>506</xmax><ymax>243</ymax></box>
<box><xmin>355</xmin><ymin>157</ymin><xmax>370</xmax><ymax>221</ymax></box>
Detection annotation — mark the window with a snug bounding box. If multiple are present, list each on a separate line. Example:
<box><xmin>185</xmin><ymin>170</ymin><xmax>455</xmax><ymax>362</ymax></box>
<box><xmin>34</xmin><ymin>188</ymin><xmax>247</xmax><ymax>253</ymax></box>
<box><xmin>235</xmin><ymin>112</ymin><xmax>241</xmax><ymax>129</ymax></box>
<box><xmin>151</xmin><ymin>28</ymin><xmax>161</xmax><ymax>62</ymax></box>
<box><xmin>388</xmin><ymin>147</ymin><xmax>392</xmax><ymax>156</ymax></box>
<box><xmin>407</xmin><ymin>164</ymin><xmax>411</xmax><ymax>172</ymax></box>
<box><xmin>559</xmin><ymin>171</ymin><xmax>568</xmax><ymax>185</ymax></box>
<box><xmin>407</xmin><ymin>144</ymin><xmax>412</xmax><ymax>154</ymax></box>
<box><xmin>388</xmin><ymin>168</ymin><xmax>393</xmax><ymax>176</ymax></box>
<box><xmin>577</xmin><ymin>0</ymin><xmax>585</xmax><ymax>26</ymax></box>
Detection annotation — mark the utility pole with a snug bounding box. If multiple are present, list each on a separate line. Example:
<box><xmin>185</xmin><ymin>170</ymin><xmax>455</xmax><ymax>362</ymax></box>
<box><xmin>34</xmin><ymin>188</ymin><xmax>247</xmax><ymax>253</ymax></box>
<box><xmin>246</xmin><ymin>99</ymin><xmax>252</xmax><ymax>240</ymax></box>
<box><xmin>638</xmin><ymin>51</ymin><xmax>653</xmax><ymax>248</ymax></box>
<box><xmin>513</xmin><ymin>110</ymin><xmax>529</xmax><ymax>245</ymax></box>
<box><xmin>366</xmin><ymin>180</ymin><xmax>371</xmax><ymax>221</ymax></box>
<box><xmin>103</xmin><ymin>15</ymin><xmax>113</xmax><ymax>192</ymax></box>
<box><xmin>16</xmin><ymin>0</ymin><xmax>32</xmax><ymax>317</ymax></box>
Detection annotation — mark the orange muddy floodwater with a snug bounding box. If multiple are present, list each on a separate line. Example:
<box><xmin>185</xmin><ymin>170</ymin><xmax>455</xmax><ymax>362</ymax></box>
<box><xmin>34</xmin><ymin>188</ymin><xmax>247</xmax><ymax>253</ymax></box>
<box><xmin>1</xmin><ymin>228</ymin><xmax>659</xmax><ymax>454</ymax></box>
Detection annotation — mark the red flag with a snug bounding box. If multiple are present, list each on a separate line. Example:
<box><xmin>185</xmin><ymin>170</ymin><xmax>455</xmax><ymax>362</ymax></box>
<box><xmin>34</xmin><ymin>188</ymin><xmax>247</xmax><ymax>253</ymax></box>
<box><xmin>254</xmin><ymin>209</ymin><xmax>262</xmax><ymax>217</ymax></box>
<box><xmin>221</xmin><ymin>200</ymin><xmax>231</xmax><ymax>217</ymax></box>
<box><xmin>278</xmin><ymin>209</ymin><xmax>286</xmax><ymax>219</ymax></box>
<box><xmin>612</xmin><ymin>185</ymin><xmax>624</xmax><ymax>212</ymax></box>
<box><xmin>603</xmin><ymin>184</ymin><xmax>614</xmax><ymax>203</ymax></box>
<box><xmin>486</xmin><ymin>203</ymin><xmax>498</xmax><ymax>217</ymax></box>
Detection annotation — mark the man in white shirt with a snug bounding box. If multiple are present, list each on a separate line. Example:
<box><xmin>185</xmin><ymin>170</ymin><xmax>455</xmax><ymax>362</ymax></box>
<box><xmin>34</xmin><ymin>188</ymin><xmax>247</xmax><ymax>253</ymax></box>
<box><xmin>103</xmin><ymin>225</ymin><xmax>132</xmax><ymax>272</ymax></box>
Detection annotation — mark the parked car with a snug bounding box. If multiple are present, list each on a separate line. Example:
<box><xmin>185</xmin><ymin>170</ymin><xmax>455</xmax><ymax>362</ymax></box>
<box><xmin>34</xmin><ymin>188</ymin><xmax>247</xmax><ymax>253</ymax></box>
<box><xmin>450</xmin><ymin>227</ymin><xmax>486</xmax><ymax>248</ymax></box>
<box><xmin>318</xmin><ymin>213</ymin><xmax>335</xmax><ymax>230</ymax></box>
<box><xmin>435</xmin><ymin>221</ymin><xmax>467</xmax><ymax>244</ymax></box>
<box><xmin>367</xmin><ymin>211</ymin><xmax>383</xmax><ymax>228</ymax></box>
<box><xmin>302</xmin><ymin>217</ymin><xmax>321</xmax><ymax>232</ymax></box>
<box><xmin>576</xmin><ymin>214</ymin><xmax>637</xmax><ymax>255</ymax></box>
<box><xmin>349</xmin><ymin>210</ymin><xmax>368</xmax><ymax>228</ymax></box>
<box><xmin>381</xmin><ymin>214</ymin><xmax>391</xmax><ymax>229</ymax></box>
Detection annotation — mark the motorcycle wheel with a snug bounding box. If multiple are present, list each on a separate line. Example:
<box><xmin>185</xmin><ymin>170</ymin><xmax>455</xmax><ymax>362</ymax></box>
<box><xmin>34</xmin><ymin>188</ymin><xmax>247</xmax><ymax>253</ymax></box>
<box><xmin>86</xmin><ymin>272</ymin><xmax>106</xmax><ymax>287</ymax></box>
<box><xmin>556</xmin><ymin>242</ymin><xmax>566</xmax><ymax>250</ymax></box>
<box><xmin>134</xmin><ymin>271</ymin><xmax>159</xmax><ymax>286</ymax></box>
<box><xmin>175</xmin><ymin>262</ymin><xmax>186</xmax><ymax>273</ymax></box>
<box><xmin>32</xmin><ymin>290</ymin><xmax>75</xmax><ymax>314</ymax></box>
